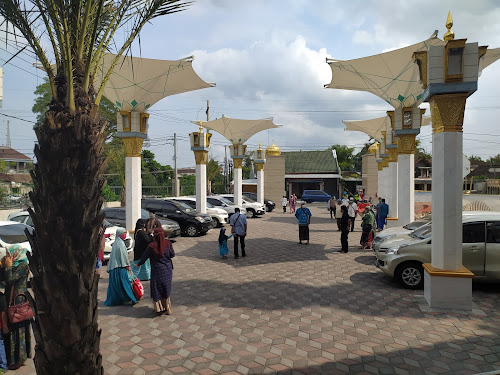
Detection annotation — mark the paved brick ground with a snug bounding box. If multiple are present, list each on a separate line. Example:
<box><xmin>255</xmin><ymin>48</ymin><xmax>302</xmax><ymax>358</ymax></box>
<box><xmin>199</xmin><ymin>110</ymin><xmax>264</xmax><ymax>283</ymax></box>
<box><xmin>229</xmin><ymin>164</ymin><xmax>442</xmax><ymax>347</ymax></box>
<box><xmin>20</xmin><ymin>204</ymin><xmax>500</xmax><ymax>374</ymax></box>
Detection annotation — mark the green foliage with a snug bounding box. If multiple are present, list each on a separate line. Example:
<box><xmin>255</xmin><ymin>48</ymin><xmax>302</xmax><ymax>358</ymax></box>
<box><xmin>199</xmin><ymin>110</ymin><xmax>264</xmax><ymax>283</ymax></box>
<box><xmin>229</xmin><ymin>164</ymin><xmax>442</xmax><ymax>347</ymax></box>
<box><xmin>32</xmin><ymin>77</ymin><xmax>117</xmax><ymax>137</ymax></box>
<box><xmin>211</xmin><ymin>173</ymin><xmax>227</xmax><ymax>194</ymax></box>
<box><xmin>487</xmin><ymin>154</ymin><xmax>500</xmax><ymax>165</ymax></box>
<box><xmin>180</xmin><ymin>174</ymin><xmax>195</xmax><ymax>196</ymax></box>
<box><xmin>141</xmin><ymin>149</ymin><xmax>173</xmax><ymax>186</ymax></box>
<box><xmin>329</xmin><ymin>144</ymin><xmax>356</xmax><ymax>171</ymax></box>
<box><xmin>0</xmin><ymin>159</ymin><xmax>7</xmax><ymax>173</ymax></box>
<box><xmin>415</xmin><ymin>139</ymin><xmax>431</xmax><ymax>161</ymax></box>
<box><xmin>102</xmin><ymin>184</ymin><xmax>119</xmax><ymax>201</ymax></box>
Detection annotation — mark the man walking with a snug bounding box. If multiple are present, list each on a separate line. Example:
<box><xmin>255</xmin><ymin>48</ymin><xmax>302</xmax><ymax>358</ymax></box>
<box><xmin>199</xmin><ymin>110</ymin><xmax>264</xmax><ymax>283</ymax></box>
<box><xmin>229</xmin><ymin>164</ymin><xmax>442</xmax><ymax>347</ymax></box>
<box><xmin>348</xmin><ymin>197</ymin><xmax>358</xmax><ymax>232</ymax></box>
<box><xmin>335</xmin><ymin>199</ymin><xmax>342</xmax><ymax>231</ymax></box>
<box><xmin>328</xmin><ymin>196</ymin><xmax>336</xmax><ymax>219</ymax></box>
<box><xmin>230</xmin><ymin>207</ymin><xmax>247</xmax><ymax>258</ymax></box>
<box><xmin>376</xmin><ymin>198</ymin><xmax>389</xmax><ymax>230</ymax></box>
<box><xmin>281</xmin><ymin>196</ymin><xmax>287</xmax><ymax>213</ymax></box>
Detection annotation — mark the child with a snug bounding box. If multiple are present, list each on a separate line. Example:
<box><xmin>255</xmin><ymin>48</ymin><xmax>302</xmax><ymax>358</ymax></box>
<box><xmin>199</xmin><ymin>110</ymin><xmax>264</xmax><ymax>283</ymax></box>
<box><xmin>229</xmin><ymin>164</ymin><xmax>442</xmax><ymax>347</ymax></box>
<box><xmin>218</xmin><ymin>228</ymin><xmax>232</xmax><ymax>259</ymax></box>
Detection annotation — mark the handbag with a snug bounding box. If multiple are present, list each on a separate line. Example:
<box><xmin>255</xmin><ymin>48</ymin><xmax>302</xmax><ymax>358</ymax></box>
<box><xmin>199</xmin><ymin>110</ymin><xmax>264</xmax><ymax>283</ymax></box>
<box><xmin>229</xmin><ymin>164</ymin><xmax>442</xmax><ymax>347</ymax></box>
<box><xmin>8</xmin><ymin>286</ymin><xmax>34</xmax><ymax>324</ymax></box>
<box><xmin>130</xmin><ymin>272</ymin><xmax>144</xmax><ymax>300</ymax></box>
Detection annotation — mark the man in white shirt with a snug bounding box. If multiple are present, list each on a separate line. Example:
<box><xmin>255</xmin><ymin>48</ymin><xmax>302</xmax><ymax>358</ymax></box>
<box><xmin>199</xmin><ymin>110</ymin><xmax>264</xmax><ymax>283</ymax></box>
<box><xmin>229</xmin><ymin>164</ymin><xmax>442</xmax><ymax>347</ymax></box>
<box><xmin>281</xmin><ymin>196</ymin><xmax>287</xmax><ymax>213</ymax></box>
<box><xmin>347</xmin><ymin>197</ymin><xmax>358</xmax><ymax>232</ymax></box>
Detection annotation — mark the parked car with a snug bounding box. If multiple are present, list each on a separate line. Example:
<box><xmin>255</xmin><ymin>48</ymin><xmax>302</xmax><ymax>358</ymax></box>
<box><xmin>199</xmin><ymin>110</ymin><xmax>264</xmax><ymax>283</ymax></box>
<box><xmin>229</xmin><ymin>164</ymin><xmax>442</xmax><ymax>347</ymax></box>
<box><xmin>374</xmin><ymin>211</ymin><xmax>500</xmax><ymax>289</ymax></box>
<box><xmin>0</xmin><ymin>221</ymin><xmax>33</xmax><ymax>260</ymax></box>
<box><xmin>142</xmin><ymin>199</ymin><xmax>212</xmax><ymax>237</ymax></box>
<box><xmin>372</xmin><ymin>215</ymin><xmax>432</xmax><ymax>250</ymax></box>
<box><xmin>7</xmin><ymin>210</ymin><xmax>34</xmax><ymax>227</ymax></box>
<box><xmin>102</xmin><ymin>207</ymin><xmax>181</xmax><ymax>238</ymax></box>
<box><xmin>219</xmin><ymin>194</ymin><xmax>266</xmax><ymax>218</ymax></box>
<box><xmin>102</xmin><ymin>220</ymin><xmax>134</xmax><ymax>262</ymax></box>
<box><xmin>301</xmin><ymin>190</ymin><xmax>331</xmax><ymax>203</ymax></box>
<box><xmin>206</xmin><ymin>196</ymin><xmax>247</xmax><ymax>217</ymax></box>
<box><xmin>170</xmin><ymin>197</ymin><xmax>228</xmax><ymax>228</ymax></box>
<box><xmin>242</xmin><ymin>192</ymin><xmax>276</xmax><ymax>212</ymax></box>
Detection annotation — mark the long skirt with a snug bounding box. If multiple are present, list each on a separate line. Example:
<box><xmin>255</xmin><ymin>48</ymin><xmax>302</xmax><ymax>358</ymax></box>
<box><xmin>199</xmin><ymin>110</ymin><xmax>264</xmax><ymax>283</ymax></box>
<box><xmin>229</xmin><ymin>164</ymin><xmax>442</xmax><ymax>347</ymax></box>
<box><xmin>298</xmin><ymin>225</ymin><xmax>309</xmax><ymax>241</ymax></box>
<box><xmin>360</xmin><ymin>224</ymin><xmax>373</xmax><ymax>248</ymax></box>
<box><xmin>131</xmin><ymin>259</ymin><xmax>151</xmax><ymax>281</ymax></box>
<box><xmin>4</xmin><ymin>322</ymin><xmax>30</xmax><ymax>368</ymax></box>
<box><xmin>105</xmin><ymin>267</ymin><xmax>137</xmax><ymax>306</ymax></box>
<box><xmin>151</xmin><ymin>260</ymin><xmax>173</xmax><ymax>313</ymax></box>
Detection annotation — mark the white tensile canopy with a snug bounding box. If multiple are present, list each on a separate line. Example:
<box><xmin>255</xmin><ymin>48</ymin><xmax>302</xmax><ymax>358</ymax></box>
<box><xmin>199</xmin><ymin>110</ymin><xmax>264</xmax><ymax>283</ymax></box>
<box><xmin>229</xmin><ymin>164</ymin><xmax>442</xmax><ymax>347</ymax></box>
<box><xmin>326</xmin><ymin>37</ymin><xmax>444</xmax><ymax>108</ymax></box>
<box><xmin>343</xmin><ymin>115</ymin><xmax>431</xmax><ymax>141</ymax></box>
<box><xmin>191</xmin><ymin>116</ymin><xmax>280</xmax><ymax>144</ymax></box>
<box><xmin>95</xmin><ymin>54</ymin><xmax>214</xmax><ymax>111</ymax></box>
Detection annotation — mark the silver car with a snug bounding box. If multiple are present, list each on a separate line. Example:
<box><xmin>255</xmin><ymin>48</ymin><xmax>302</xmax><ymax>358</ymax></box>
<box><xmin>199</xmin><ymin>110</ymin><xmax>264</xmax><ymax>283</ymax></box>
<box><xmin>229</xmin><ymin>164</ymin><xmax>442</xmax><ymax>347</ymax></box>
<box><xmin>372</xmin><ymin>216</ymin><xmax>431</xmax><ymax>251</ymax></box>
<box><xmin>375</xmin><ymin>211</ymin><xmax>500</xmax><ymax>289</ymax></box>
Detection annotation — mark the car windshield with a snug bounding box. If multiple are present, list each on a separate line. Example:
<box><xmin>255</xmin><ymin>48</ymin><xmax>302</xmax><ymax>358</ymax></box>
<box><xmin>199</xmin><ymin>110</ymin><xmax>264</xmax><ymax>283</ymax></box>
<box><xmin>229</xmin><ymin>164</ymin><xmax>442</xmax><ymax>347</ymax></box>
<box><xmin>410</xmin><ymin>223</ymin><xmax>432</xmax><ymax>239</ymax></box>
<box><xmin>243</xmin><ymin>196</ymin><xmax>256</xmax><ymax>203</ymax></box>
<box><xmin>0</xmin><ymin>224</ymin><xmax>32</xmax><ymax>244</ymax></box>
<box><xmin>404</xmin><ymin>219</ymin><xmax>427</xmax><ymax>230</ymax></box>
<box><xmin>218</xmin><ymin>197</ymin><xmax>235</xmax><ymax>205</ymax></box>
<box><xmin>103</xmin><ymin>219</ymin><xmax>113</xmax><ymax>228</ymax></box>
<box><xmin>170</xmin><ymin>200</ymin><xmax>192</xmax><ymax>213</ymax></box>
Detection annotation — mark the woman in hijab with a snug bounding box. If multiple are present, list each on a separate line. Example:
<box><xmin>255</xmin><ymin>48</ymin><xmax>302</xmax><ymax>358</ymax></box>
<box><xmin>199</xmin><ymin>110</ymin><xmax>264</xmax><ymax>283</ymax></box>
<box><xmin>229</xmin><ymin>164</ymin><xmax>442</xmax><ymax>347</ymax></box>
<box><xmin>2</xmin><ymin>245</ymin><xmax>31</xmax><ymax>370</ymax></box>
<box><xmin>104</xmin><ymin>228</ymin><xmax>137</xmax><ymax>306</ymax></box>
<box><xmin>134</xmin><ymin>227</ymin><xmax>175</xmax><ymax>316</ymax></box>
<box><xmin>131</xmin><ymin>219</ymin><xmax>153</xmax><ymax>281</ymax></box>
<box><xmin>218</xmin><ymin>228</ymin><xmax>232</xmax><ymax>259</ymax></box>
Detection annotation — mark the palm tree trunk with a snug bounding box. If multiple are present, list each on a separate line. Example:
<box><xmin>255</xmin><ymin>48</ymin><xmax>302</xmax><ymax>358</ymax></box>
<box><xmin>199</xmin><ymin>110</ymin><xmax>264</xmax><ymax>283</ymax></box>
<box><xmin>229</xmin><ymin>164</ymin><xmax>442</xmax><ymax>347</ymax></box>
<box><xmin>27</xmin><ymin>68</ymin><xmax>105</xmax><ymax>374</ymax></box>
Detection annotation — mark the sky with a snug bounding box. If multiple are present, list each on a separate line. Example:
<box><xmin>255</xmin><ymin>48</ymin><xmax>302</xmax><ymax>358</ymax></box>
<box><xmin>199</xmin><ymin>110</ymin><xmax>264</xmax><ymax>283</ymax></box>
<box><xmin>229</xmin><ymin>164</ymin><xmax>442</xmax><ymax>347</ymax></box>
<box><xmin>1</xmin><ymin>0</ymin><xmax>500</xmax><ymax>168</ymax></box>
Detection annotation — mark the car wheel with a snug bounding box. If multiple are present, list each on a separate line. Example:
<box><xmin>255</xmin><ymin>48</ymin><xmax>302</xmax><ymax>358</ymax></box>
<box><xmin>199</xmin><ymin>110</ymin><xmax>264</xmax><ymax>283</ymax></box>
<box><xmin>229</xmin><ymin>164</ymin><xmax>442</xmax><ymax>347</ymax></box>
<box><xmin>395</xmin><ymin>261</ymin><xmax>424</xmax><ymax>289</ymax></box>
<box><xmin>185</xmin><ymin>224</ymin><xmax>198</xmax><ymax>237</ymax></box>
<box><xmin>306</xmin><ymin>200</ymin><xmax>312</xmax><ymax>203</ymax></box>
<box><xmin>212</xmin><ymin>217</ymin><xmax>221</xmax><ymax>228</ymax></box>
<box><xmin>247</xmin><ymin>209</ymin><xmax>255</xmax><ymax>218</ymax></box>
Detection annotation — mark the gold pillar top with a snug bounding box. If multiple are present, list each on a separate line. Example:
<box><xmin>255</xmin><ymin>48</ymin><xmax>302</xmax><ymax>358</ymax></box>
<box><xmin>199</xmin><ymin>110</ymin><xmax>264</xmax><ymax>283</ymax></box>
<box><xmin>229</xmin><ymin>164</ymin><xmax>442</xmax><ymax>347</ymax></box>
<box><xmin>444</xmin><ymin>11</ymin><xmax>455</xmax><ymax>41</ymax></box>
<box><xmin>199</xmin><ymin>120</ymin><xmax>203</xmax><ymax>133</ymax></box>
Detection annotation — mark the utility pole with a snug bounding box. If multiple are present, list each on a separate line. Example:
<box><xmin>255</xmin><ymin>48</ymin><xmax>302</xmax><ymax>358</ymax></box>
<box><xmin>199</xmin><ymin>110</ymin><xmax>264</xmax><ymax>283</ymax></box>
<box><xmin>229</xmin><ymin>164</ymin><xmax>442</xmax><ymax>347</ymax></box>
<box><xmin>173</xmin><ymin>133</ymin><xmax>178</xmax><ymax>196</ymax></box>
<box><xmin>6</xmin><ymin>120</ymin><xmax>10</xmax><ymax>148</ymax></box>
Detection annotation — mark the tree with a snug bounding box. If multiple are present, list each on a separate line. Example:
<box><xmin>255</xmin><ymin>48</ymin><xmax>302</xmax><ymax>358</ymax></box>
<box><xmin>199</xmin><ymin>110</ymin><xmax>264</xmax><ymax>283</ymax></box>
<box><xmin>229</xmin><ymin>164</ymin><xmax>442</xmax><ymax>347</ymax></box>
<box><xmin>142</xmin><ymin>149</ymin><xmax>173</xmax><ymax>186</ymax></box>
<box><xmin>329</xmin><ymin>144</ymin><xmax>356</xmax><ymax>171</ymax></box>
<box><xmin>33</xmin><ymin>77</ymin><xmax>117</xmax><ymax>138</ymax></box>
<box><xmin>468</xmin><ymin>155</ymin><xmax>484</xmax><ymax>164</ymax></box>
<box><xmin>0</xmin><ymin>1</ymin><xmax>191</xmax><ymax>373</ymax></box>
<box><xmin>105</xmin><ymin>138</ymin><xmax>126</xmax><ymax>205</ymax></box>
<box><xmin>415</xmin><ymin>139</ymin><xmax>431</xmax><ymax>161</ymax></box>
<box><xmin>206</xmin><ymin>158</ymin><xmax>221</xmax><ymax>194</ymax></box>
<box><xmin>487</xmin><ymin>154</ymin><xmax>500</xmax><ymax>165</ymax></box>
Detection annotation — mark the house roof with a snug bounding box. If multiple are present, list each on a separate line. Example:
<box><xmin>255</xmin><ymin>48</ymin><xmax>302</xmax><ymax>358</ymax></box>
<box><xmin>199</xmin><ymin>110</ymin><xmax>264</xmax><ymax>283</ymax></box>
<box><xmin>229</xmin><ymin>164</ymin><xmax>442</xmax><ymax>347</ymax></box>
<box><xmin>467</xmin><ymin>164</ymin><xmax>500</xmax><ymax>179</ymax></box>
<box><xmin>283</xmin><ymin>150</ymin><xmax>338</xmax><ymax>174</ymax></box>
<box><xmin>0</xmin><ymin>173</ymin><xmax>31</xmax><ymax>184</ymax></box>
<box><xmin>0</xmin><ymin>147</ymin><xmax>31</xmax><ymax>161</ymax></box>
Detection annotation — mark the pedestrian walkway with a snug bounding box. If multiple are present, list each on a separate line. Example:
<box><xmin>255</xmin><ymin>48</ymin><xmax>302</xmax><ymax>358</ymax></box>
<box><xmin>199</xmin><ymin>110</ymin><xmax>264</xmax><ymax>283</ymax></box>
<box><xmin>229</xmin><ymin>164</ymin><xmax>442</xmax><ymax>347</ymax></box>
<box><xmin>21</xmin><ymin>205</ymin><xmax>500</xmax><ymax>374</ymax></box>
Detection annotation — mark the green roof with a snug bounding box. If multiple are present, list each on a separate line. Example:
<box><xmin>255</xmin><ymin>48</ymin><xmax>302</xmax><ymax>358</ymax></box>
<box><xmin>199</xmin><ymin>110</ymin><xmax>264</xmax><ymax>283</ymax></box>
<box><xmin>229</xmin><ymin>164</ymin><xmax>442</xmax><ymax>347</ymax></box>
<box><xmin>283</xmin><ymin>150</ymin><xmax>338</xmax><ymax>174</ymax></box>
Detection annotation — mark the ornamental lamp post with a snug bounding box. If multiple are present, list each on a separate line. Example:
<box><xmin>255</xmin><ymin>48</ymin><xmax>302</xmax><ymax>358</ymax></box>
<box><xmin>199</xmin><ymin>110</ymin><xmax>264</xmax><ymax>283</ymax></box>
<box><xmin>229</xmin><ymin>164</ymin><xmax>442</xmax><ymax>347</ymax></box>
<box><xmin>190</xmin><ymin>121</ymin><xmax>212</xmax><ymax>214</ymax></box>
<box><xmin>254</xmin><ymin>143</ymin><xmax>266</xmax><ymax>205</ymax></box>
<box><xmin>413</xmin><ymin>12</ymin><xmax>491</xmax><ymax>309</ymax></box>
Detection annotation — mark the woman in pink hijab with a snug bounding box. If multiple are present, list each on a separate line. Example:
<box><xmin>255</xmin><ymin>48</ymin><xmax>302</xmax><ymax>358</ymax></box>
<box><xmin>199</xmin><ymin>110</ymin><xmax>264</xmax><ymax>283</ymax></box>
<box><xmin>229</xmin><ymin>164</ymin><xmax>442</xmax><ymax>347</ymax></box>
<box><xmin>289</xmin><ymin>194</ymin><xmax>296</xmax><ymax>214</ymax></box>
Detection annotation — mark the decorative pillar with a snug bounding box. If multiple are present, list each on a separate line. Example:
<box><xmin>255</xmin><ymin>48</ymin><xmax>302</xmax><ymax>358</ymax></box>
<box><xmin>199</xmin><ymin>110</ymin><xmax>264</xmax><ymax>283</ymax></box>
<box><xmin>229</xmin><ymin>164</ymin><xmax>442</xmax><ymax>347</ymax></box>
<box><xmin>390</xmin><ymin>106</ymin><xmax>425</xmax><ymax>225</ymax></box>
<box><xmin>413</xmin><ymin>12</ymin><xmax>485</xmax><ymax>309</ymax></box>
<box><xmin>116</xmin><ymin>110</ymin><xmax>149</xmax><ymax>232</ymax></box>
<box><xmin>230</xmin><ymin>144</ymin><xmax>247</xmax><ymax>207</ymax></box>
<box><xmin>254</xmin><ymin>144</ymin><xmax>266</xmax><ymax>204</ymax></box>
<box><xmin>190</xmin><ymin>122</ymin><xmax>211</xmax><ymax>214</ymax></box>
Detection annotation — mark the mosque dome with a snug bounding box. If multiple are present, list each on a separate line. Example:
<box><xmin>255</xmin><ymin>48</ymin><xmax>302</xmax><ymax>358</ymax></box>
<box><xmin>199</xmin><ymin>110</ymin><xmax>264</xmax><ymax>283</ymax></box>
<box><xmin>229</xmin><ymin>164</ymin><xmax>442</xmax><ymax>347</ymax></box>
<box><xmin>266</xmin><ymin>143</ymin><xmax>281</xmax><ymax>156</ymax></box>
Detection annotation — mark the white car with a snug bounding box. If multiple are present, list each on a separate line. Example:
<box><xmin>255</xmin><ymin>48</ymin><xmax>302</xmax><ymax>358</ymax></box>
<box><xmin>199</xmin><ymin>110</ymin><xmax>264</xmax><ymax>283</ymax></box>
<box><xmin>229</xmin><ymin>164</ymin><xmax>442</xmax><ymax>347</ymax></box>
<box><xmin>206</xmin><ymin>196</ymin><xmax>247</xmax><ymax>217</ymax></box>
<box><xmin>372</xmin><ymin>216</ymin><xmax>431</xmax><ymax>251</ymax></box>
<box><xmin>0</xmin><ymin>221</ymin><xmax>33</xmax><ymax>260</ymax></box>
<box><xmin>170</xmin><ymin>197</ymin><xmax>229</xmax><ymax>228</ymax></box>
<box><xmin>103</xmin><ymin>220</ymin><xmax>134</xmax><ymax>262</ymax></box>
<box><xmin>219</xmin><ymin>194</ymin><xmax>266</xmax><ymax>218</ymax></box>
<box><xmin>7</xmin><ymin>210</ymin><xmax>34</xmax><ymax>227</ymax></box>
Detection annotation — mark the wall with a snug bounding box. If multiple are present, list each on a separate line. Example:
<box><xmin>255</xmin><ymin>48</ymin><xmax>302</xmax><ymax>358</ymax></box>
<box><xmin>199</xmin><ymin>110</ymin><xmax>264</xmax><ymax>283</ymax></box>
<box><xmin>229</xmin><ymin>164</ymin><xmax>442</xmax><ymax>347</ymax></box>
<box><xmin>362</xmin><ymin>153</ymin><xmax>378</xmax><ymax>200</ymax></box>
<box><xmin>264</xmin><ymin>155</ymin><xmax>285</xmax><ymax>205</ymax></box>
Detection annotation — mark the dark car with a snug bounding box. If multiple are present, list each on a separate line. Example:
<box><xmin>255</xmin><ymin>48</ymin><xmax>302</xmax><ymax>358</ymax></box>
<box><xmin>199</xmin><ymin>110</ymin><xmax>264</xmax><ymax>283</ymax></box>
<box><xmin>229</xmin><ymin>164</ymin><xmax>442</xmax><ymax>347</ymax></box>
<box><xmin>142</xmin><ymin>198</ymin><xmax>212</xmax><ymax>237</ymax></box>
<box><xmin>102</xmin><ymin>207</ymin><xmax>181</xmax><ymax>238</ymax></box>
<box><xmin>301</xmin><ymin>190</ymin><xmax>331</xmax><ymax>203</ymax></box>
<box><xmin>242</xmin><ymin>192</ymin><xmax>276</xmax><ymax>212</ymax></box>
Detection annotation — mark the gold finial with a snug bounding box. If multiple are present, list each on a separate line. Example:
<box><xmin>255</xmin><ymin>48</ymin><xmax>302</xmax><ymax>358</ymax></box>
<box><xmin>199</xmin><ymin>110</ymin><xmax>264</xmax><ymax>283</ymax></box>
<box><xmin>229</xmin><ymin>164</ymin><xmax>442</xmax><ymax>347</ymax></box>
<box><xmin>444</xmin><ymin>11</ymin><xmax>455</xmax><ymax>41</ymax></box>
<box><xmin>199</xmin><ymin>120</ymin><xmax>203</xmax><ymax>133</ymax></box>
<box><xmin>258</xmin><ymin>142</ymin><xmax>262</xmax><ymax>150</ymax></box>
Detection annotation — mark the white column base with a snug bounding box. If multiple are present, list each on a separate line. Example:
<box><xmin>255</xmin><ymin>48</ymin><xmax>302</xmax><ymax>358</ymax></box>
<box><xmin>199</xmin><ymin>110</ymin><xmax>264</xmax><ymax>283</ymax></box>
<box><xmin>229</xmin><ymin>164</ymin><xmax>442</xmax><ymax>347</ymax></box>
<box><xmin>196</xmin><ymin>163</ymin><xmax>207</xmax><ymax>214</ymax></box>
<box><xmin>397</xmin><ymin>153</ymin><xmax>414</xmax><ymax>226</ymax></box>
<box><xmin>257</xmin><ymin>169</ymin><xmax>264</xmax><ymax>204</ymax></box>
<box><xmin>424</xmin><ymin>270</ymin><xmax>472</xmax><ymax>310</ymax></box>
<box><xmin>125</xmin><ymin>157</ymin><xmax>142</xmax><ymax>233</ymax></box>
<box><xmin>234</xmin><ymin>167</ymin><xmax>243</xmax><ymax>207</ymax></box>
